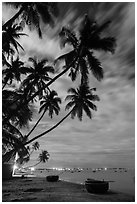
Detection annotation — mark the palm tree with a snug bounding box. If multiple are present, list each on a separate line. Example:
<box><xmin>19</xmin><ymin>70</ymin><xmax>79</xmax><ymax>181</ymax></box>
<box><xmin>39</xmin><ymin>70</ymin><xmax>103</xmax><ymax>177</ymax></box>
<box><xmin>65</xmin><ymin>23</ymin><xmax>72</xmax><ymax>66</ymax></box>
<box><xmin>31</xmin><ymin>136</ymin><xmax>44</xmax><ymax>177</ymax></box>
<box><xmin>2</xmin><ymin>56</ymin><xmax>29</xmax><ymax>89</ymax></box>
<box><xmin>24</xmin><ymin>150</ymin><xmax>50</xmax><ymax>169</ymax></box>
<box><xmin>32</xmin><ymin>141</ymin><xmax>40</xmax><ymax>151</ymax></box>
<box><xmin>39</xmin><ymin>90</ymin><xmax>61</xmax><ymax>118</ymax></box>
<box><xmin>2</xmin><ymin>122</ymin><xmax>29</xmax><ymax>163</ymax></box>
<box><xmin>26</xmin><ymin>90</ymin><xmax>61</xmax><ymax>138</ymax></box>
<box><xmin>56</xmin><ymin>14</ymin><xmax>116</xmax><ymax>84</ymax></box>
<box><xmin>3</xmin><ymin>14</ymin><xmax>116</xmax><ymax>126</ymax></box>
<box><xmin>22</xmin><ymin>57</ymin><xmax>55</xmax><ymax>101</ymax></box>
<box><xmin>25</xmin><ymin>83</ymin><xmax>99</xmax><ymax>145</ymax></box>
<box><xmin>65</xmin><ymin>84</ymin><xmax>100</xmax><ymax>120</ymax></box>
<box><xmin>2</xmin><ymin>23</ymin><xmax>27</xmax><ymax>58</ymax></box>
<box><xmin>2</xmin><ymin>2</ymin><xmax>58</xmax><ymax>38</ymax></box>
<box><xmin>14</xmin><ymin>141</ymin><xmax>40</xmax><ymax>166</ymax></box>
<box><xmin>2</xmin><ymin>89</ymin><xmax>33</xmax><ymax>128</ymax></box>
<box><xmin>6</xmin><ymin>14</ymin><xmax>115</xmax><ymax>105</ymax></box>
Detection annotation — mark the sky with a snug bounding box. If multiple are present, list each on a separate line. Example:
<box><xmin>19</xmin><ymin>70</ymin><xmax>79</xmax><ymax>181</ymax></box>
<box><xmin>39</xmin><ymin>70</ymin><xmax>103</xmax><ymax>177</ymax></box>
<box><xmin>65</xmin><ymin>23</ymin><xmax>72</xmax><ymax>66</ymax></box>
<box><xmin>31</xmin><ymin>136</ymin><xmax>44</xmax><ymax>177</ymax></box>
<box><xmin>2</xmin><ymin>2</ymin><xmax>135</xmax><ymax>169</ymax></box>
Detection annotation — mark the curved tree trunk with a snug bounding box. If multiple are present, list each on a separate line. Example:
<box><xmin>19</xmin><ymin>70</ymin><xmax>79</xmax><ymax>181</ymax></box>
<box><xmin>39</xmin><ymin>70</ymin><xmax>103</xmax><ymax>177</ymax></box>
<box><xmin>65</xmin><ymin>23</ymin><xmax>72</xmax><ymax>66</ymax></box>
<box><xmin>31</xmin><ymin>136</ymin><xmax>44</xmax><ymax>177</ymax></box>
<box><xmin>2</xmin><ymin>7</ymin><xmax>24</xmax><ymax>30</ymax></box>
<box><xmin>25</xmin><ymin>109</ymin><xmax>73</xmax><ymax>145</ymax></box>
<box><xmin>26</xmin><ymin>110</ymin><xmax>46</xmax><ymax>138</ymax></box>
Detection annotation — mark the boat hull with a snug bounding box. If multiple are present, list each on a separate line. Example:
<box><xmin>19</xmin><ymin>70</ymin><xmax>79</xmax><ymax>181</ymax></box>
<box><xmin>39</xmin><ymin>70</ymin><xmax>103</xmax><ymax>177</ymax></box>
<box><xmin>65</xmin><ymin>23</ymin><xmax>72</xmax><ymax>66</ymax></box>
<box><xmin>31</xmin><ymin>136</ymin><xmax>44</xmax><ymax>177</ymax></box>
<box><xmin>85</xmin><ymin>179</ymin><xmax>109</xmax><ymax>194</ymax></box>
<box><xmin>46</xmin><ymin>175</ymin><xmax>59</xmax><ymax>182</ymax></box>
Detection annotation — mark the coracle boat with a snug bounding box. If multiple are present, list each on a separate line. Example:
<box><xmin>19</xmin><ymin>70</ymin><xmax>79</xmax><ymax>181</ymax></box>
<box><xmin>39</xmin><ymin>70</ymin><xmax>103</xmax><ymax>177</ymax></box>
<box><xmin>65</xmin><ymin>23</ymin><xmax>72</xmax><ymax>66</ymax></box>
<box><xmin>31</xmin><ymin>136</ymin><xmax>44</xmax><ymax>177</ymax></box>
<box><xmin>85</xmin><ymin>178</ymin><xmax>109</xmax><ymax>194</ymax></box>
<box><xmin>46</xmin><ymin>175</ymin><xmax>59</xmax><ymax>182</ymax></box>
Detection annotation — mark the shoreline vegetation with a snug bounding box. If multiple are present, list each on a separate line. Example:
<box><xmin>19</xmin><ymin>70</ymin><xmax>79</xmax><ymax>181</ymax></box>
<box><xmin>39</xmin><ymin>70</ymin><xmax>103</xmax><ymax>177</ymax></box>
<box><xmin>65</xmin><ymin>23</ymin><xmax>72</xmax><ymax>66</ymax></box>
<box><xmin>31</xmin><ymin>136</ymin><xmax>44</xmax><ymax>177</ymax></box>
<box><xmin>2</xmin><ymin>177</ymin><xmax>134</xmax><ymax>202</ymax></box>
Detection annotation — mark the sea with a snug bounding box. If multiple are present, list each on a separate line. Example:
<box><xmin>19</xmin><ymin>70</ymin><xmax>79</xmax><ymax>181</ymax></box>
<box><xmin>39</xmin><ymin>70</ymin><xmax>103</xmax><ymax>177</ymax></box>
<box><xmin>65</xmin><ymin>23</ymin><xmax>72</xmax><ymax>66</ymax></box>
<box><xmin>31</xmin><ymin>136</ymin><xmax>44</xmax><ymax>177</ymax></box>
<box><xmin>15</xmin><ymin>167</ymin><xmax>135</xmax><ymax>196</ymax></box>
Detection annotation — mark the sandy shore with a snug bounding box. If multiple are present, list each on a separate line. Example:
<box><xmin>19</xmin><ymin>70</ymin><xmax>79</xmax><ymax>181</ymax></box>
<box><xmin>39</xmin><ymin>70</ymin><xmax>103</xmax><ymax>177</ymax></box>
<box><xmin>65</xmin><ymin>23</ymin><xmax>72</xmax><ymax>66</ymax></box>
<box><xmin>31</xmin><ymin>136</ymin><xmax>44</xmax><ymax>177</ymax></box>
<box><xmin>2</xmin><ymin>177</ymin><xmax>135</xmax><ymax>202</ymax></box>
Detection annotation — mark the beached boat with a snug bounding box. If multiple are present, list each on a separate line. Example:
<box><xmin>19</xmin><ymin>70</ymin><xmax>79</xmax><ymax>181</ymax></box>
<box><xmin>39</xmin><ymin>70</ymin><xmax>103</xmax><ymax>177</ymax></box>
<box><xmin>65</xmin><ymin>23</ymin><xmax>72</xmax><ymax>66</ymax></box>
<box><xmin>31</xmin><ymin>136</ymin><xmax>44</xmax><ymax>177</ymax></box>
<box><xmin>46</xmin><ymin>175</ymin><xmax>59</xmax><ymax>182</ymax></box>
<box><xmin>85</xmin><ymin>178</ymin><xmax>109</xmax><ymax>194</ymax></box>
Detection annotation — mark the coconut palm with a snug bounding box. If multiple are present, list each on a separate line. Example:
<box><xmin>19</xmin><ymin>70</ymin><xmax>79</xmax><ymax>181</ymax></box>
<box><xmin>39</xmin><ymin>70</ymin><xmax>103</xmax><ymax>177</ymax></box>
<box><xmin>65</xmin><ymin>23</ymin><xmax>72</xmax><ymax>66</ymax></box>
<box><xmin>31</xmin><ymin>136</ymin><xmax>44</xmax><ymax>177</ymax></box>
<box><xmin>2</xmin><ymin>89</ymin><xmax>33</xmax><ymax>128</ymax></box>
<box><xmin>2</xmin><ymin>56</ymin><xmax>29</xmax><ymax>89</ymax></box>
<box><xmin>5</xmin><ymin>14</ymin><xmax>115</xmax><ymax>105</ymax></box>
<box><xmin>26</xmin><ymin>90</ymin><xmax>61</xmax><ymax>138</ymax></box>
<box><xmin>2</xmin><ymin>2</ymin><xmax>58</xmax><ymax>38</ymax></box>
<box><xmin>39</xmin><ymin>90</ymin><xmax>61</xmax><ymax>118</ymax></box>
<box><xmin>15</xmin><ymin>141</ymin><xmax>40</xmax><ymax>165</ymax></box>
<box><xmin>25</xmin><ymin>83</ymin><xmax>99</xmax><ymax>145</ymax></box>
<box><xmin>56</xmin><ymin>15</ymin><xmax>116</xmax><ymax>84</ymax></box>
<box><xmin>2</xmin><ymin>122</ymin><xmax>29</xmax><ymax>163</ymax></box>
<box><xmin>32</xmin><ymin>141</ymin><xmax>40</xmax><ymax>151</ymax></box>
<box><xmin>65</xmin><ymin>83</ymin><xmax>100</xmax><ymax>120</ymax></box>
<box><xmin>2</xmin><ymin>23</ymin><xmax>27</xmax><ymax>58</ymax></box>
<box><xmin>39</xmin><ymin>150</ymin><xmax>50</xmax><ymax>163</ymax></box>
<box><xmin>22</xmin><ymin>57</ymin><xmax>55</xmax><ymax>101</ymax></box>
<box><xmin>24</xmin><ymin>150</ymin><xmax>50</xmax><ymax>169</ymax></box>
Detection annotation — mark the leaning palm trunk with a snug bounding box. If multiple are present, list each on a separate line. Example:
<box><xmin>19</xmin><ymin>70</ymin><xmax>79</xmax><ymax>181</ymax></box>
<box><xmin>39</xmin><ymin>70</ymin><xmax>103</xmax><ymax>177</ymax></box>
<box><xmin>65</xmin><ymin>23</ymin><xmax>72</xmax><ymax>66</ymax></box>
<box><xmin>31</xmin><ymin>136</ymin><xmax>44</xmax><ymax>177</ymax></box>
<box><xmin>26</xmin><ymin>110</ymin><xmax>46</xmax><ymax>138</ymax></box>
<box><xmin>25</xmin><ymin>109</ymin><xmax>73</xmax><ymax>145</ymax></box>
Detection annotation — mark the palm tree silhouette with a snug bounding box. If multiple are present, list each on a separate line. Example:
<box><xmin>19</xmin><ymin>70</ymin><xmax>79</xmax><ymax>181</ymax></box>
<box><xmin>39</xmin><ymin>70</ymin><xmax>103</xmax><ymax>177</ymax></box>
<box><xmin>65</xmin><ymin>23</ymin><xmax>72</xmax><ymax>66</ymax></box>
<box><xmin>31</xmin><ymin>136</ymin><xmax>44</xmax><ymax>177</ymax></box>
<box><xmin>22</xmin><ymin>57</ymin><xmax>55</xmax><ymax>101</ymax></box>
<box><xmin>24</xmin><ymin>150</ymin><xmax>50</xmax><ymax>169</ymax></box>
<box><xmin>2</xmin><ymin>23</ymin><xmax>27</xmax><ymax>59</ymax></box>
<box><xmin>2</xmin><ymin>89</ymin><xmax>33</xmax><ymax>128</ymax></box>
<box><xmin>3</xmin><ymin>14</ymin><xmax>116</xmax><ymax>130</ymax></box>
<box><xmin>26</xmin><ymin>90</ymin><xmax>61</xmax><ymax>138</ymax></box>
<box><xmin>65</xmin><ymin>84</ymin><xmax>100</xmax><ymax>121</ymax></box>
<box><xmin>32</xmin><ymin>141</ymin><xmax>40</xmax><ymax>151</ymax></box>
<box><xmin>25</xmin><ymin>83</ymin><xmax>99</xmax><ymax>145</ymax></box>
<box><xmin>2</xmin><ymin>56</ymin><xmax>29</xmax><ymax>89</ymax></box>
<box><xmin>2</xmin><ymin>121</ymin><xmax>29</xmax><ymax>163</ymax></box>
<box><xmin>56</xmin><ymin>15</ymin><xmax>116</xmax><ymax>84</ymax></box>
<box><xmin>2</xmin><ymin>2</ymin><xmax>58</xmax><ymax>38</ymax></box>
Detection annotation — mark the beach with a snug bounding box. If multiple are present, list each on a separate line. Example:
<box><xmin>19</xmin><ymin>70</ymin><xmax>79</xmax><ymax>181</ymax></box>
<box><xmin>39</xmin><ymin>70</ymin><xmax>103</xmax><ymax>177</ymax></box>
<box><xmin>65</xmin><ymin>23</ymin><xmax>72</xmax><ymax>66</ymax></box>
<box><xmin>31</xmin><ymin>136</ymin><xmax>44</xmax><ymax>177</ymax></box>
<box><xmin>2</xmin><ymin>167</ymin><xmax>135</xmax><ymax>202</ymax></box>
<box><xmin>2</xmin><ymin>177</ymin><xmax>135</xmax><ymax>202</ymax></box>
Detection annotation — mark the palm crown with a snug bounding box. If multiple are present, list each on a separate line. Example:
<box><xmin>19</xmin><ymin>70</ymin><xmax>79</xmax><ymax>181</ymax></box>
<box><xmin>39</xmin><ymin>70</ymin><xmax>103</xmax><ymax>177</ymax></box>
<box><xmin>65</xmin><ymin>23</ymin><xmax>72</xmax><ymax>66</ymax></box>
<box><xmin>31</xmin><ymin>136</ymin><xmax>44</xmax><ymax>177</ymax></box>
<box><xmin>65</xmin><ymin>83</ymin><xmax>100</xmax><ymax>121</ymax></box>
<box><xmin>22</xmin><ymin>57</ymin><xmax>55</xmax><ymax>101</ymax></box>
<box><xmin>2</xmin><ymin>56</ymin><xmax>29</xmax><ymax>89</ymax></box>
<box><xmin>2</xmin><ymin>23</ymin><xmax>27</xmax><ymax>58</ymax></box>
<box><xmin>2</xmin><ymin>89</ymin><xmax>33</xmax><ymax>128</ymax></box>
<box><xmin>39</xmin><ymin>90</ymin><xmax>61</xmax><ymax>118</ymax></box>
<box><xmin>3</xmin><ymin>2</ymin><xmax>58</xmax><ymax>38</ymax></box>
<box><xmin>56</xmin><ymin>15</ymin><xmax>116</xmax><ymax>84</ymax></box>
<box><xmin>39</xmin><ymin>150</ymin><xmax>50</xmax><ymax>163</ymax></box>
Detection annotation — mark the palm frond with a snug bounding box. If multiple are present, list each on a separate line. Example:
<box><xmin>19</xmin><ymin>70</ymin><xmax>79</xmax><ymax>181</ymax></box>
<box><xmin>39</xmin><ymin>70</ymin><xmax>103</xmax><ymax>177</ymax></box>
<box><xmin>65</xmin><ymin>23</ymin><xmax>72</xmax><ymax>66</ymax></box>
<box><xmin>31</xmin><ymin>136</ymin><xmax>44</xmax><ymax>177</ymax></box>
<box><xmin>83</xmin><ymin>103</ymin><xmax>92</xmax><ymax>119</ymax></box>
<box><xmin>88</xmin><ymin>94</ymin><xmax>100</xmax><ymax>101</ymax></box>
<box><xmin>59</xmin><ymin>27</ymin><xmax>78</xmax><ymax>48</ymax></box>
<box><xmin>87</xmin><ymin>52</ymin><xmax>103</xmax><ymax>81</ymax></box>
<box><xmin>77</xmin><ymin>106</ymin><xmax>83</xmax><ymax>121</ymax></box>
<box><xmin>65</xmin><ymin>101</ymin><xmax>75</xmax><ymax>110</ymax></box>
<box><xmin>67</xmin><ymin>87</ymin><xmax>78</xmax><ymax>95</ymax></box>
<box><xmin>86</xmin><ymin>100</ymin><xmax>97</xmax><ymax>111</ymax></box>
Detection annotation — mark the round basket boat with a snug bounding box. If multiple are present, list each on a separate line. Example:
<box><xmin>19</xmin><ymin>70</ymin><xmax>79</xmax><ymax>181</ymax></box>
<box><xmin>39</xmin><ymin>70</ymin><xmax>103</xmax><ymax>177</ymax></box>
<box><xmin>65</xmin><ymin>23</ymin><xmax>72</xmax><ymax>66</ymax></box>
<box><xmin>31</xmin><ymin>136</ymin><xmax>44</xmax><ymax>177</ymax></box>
<box><xmin>85</xmin><ymin>179</ymin><xmax>109</xmax><ymax>194</ymax></box>
<box><xmin>46</xmin><ymin>175</ymin><xmax>59</xmax><ymax>182</ymax></box>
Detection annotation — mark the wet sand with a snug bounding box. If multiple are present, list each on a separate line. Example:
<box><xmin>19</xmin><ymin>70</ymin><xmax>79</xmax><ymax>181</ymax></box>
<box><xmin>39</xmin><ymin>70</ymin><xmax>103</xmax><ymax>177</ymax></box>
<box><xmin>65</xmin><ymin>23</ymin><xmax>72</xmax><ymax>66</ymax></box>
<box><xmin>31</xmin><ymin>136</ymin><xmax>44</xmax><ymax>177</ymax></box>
<box><xmin>2</xmin><ymin>177</ymin><xmax>135</xmax><ymax>202</ymax></box>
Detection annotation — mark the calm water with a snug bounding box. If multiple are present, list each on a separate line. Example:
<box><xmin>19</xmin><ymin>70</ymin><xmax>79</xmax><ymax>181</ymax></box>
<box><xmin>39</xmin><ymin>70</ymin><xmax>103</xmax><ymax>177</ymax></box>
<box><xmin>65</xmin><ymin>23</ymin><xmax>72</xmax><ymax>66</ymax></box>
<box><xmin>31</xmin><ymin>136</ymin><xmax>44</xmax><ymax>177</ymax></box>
<box><xmin>30</xmin><ymin>168</ymin><xmax>135</xmax><ymax>196</ymax></box>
